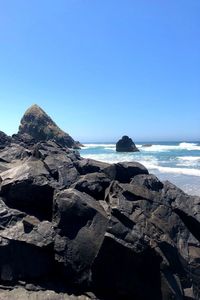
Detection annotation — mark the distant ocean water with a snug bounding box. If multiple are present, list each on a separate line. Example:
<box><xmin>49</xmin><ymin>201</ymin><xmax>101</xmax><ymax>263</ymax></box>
<box><xmin>79</xmin><ymin>142</ymin><xmax>200</xmax><ymax>196</ymax></box>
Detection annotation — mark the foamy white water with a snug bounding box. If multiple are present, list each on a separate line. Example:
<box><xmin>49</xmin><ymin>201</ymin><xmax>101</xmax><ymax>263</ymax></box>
<box><xmin>82</xmin><ymin>144</ymin><xmax>115</xmax><ymax>149</ymax></box>
<box><xmin>80</xmin><ymin>141</ymin><xmax>200</xmax><ymax>196</ymax></box>
<box><xmin>139</xmin><ymin>142</ymin><xmax>200</xmax><ymax>152</ymax></box>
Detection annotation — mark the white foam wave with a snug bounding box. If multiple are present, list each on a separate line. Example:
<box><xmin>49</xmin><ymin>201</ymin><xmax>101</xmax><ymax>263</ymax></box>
<box><xmin>176</xmin><ymin>156</ymin><xmax>200</xmax><ymax>167</ymax></box>
<box><xmin>82</xmin><ymin>142</ymin><xmax>200</xmax><ymax>152</ymax></box>
<box><xmin>81</xmin><ymin>153</ymin><xmax>200</xmax><ymax>177</ymax></box>
<box><xmin>82</xmin><ymin>144</ymin><xmax>115</xmax><ymax>149</ymax></box>
<box><xmin>80</xmin><ymin>153</ymin><xmax>133</xmax><ymax>164</ymax></box>
<box><xmin>179</xmin><ymin>142</ymin><xmax>200</xmax><ymax>150</ymax></box>
<box><xmin>178</xmin><ymin>156</ymin><xmax>200</xmax><ymax>161</ymax></box>
<box><xmin>141</xmin><ymin>142</ymin><xmax>200</xmax><ymax>152</ymax></box>
<box><xmin>141</xmin><ymin>145</ymin><xmax>177</xmax><ymax>152</ymax></box>
<box><xmin>104</xmin><ymin>147</ymin><xmax>115</xmax><ymax>150</ymax></box>
<box><xmin>154</xmin><ymin>166</ymin><xmax>200</xmax><ymax>176</ymax></box>
<box><xmin>137</xmin><ymin>161</ymin><xmax>200</xmax><ymax>176</ymax></box>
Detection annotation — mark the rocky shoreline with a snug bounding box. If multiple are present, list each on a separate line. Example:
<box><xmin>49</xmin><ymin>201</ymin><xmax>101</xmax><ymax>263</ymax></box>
<box><xmin>0</xmin><ymin>106</ymin><xmax>199</xmax><ymax>299</ymax></box>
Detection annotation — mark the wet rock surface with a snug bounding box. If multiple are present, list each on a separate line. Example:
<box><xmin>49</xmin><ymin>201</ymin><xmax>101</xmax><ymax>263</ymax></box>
<box><xmin>0</xmin><ymin>107</ymin><xmax>199</xmax><ymax>299</ymax></box>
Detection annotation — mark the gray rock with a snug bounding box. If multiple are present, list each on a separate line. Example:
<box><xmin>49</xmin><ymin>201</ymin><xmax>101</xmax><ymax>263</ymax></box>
<box><xmin>0</xmin><ymin>144</ymin><xmax>31</xmax><ymax>163</ymax></box>
<box><xmin>0</xmin><ymin>107</ymin><xmax>200</xmax><ymax>299</ymax></box>
<box><xmin>75</xmin><ymin>159</ymin><xmax>110</xmax><ymax>175</ymax></box>
<box><xmin>0</xmin><ymin>287</ymin><xmax>94</xmax><ymax>299</ymax></box>
<box><xmin>53</xmin><ymin>188</ymin><xmax>108</xmax><ymax>287</ymax></box>
<box><xmin>0</xmin><ymin>220</ymin><xmax>55</xmax><ymax>283</ymax></box>
<box><xmin>116</xmin><ymin>136</ymin><xmax>139</xmax><ymax>152</ymax></box>
<box><xmin>131</xmin><ymin>173</ymin><xmax>164</xmax><ymax>191</ymax></box>
<box><xmin>0</xmin><ymin>131</ymin><xmax>11</xmax><ymax>149</ymax></box>
<box><xmin>14</xmin><ymin>104</ymin><xmax>80</xmax><ymax>149</ymax></box>
<box><xmin>0</xmin><ymin>198</ymin><xmax>25</xmax><ymax>229</ymax></box>
<box><xmin>103</xmin><ymin>177</ymin><xmax>200</xmax><ymax>299</ymax></box>
<box><xmin>72</xmin><ymin>172</ymin><xmax>111</xmax><ymax>200</ymax></box>
<box><xmin>0</xmin><ymin>158</ymin><xmax>54</xmax><ymax>220</ymax></box>
<box><xmin>110</xmin><ymin>161</ymin><xmax>149</xmax><ymax>183</ymax></box>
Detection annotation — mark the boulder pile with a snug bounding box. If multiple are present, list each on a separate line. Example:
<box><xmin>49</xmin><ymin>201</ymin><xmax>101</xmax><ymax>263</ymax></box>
<box><xmin>0</xmin><ymin>106</ymin><xmax>199</xmax><ymax>299</ymax></box>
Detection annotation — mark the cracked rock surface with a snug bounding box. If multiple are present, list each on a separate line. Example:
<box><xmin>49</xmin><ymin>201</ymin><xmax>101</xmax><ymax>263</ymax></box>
<box><xmin>0</xmin><ymin>106</ymin><xmax>199</xmax><ymax>299</ymax></box>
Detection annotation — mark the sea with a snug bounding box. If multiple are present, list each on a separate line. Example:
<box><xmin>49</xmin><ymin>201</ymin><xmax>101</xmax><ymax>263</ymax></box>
<box><xmin>79</xmin><ymin>141</ymin><xmax>200</xmax><ymax>196</ymax></box>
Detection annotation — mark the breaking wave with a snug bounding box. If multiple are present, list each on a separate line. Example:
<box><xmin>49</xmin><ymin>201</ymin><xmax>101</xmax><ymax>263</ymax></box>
<box><xmin>80</xmin><ymin>141</ymin><xmax>200</xmax><ymax>194</ymax></box>
<box><xmin>141</xmin><ymin>142</ymin><xmax>200</xmax><ymax>152</ymax></box>
<box><xmin>82</xmin><ymin>144</ymin><xmax>115</xmax><ymax>150</ymax></box>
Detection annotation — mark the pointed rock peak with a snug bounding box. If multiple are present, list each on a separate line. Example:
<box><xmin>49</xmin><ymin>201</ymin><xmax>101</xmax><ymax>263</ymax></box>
<box><xmin>25</xmin><ymin>103</ymin><xmax>43</xmax><ymax>111</ymax></box>
<box><xmin>15</xmin><ymin>104</ymin><xmax>81</xmax><ymax>149</ymax></box>
<box><xmin>23</xmin><ymin>104</ymin><xmax>51</xmax><ymax>119</ymax></box>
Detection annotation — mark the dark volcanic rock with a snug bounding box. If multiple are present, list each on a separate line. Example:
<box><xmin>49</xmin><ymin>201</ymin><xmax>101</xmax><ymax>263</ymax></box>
<box><xmin>75</xmin><ymin>159</ymin><xmax>110</xmax><ymax>175</ymax></box>
<box><xmin>92</xmin><ymin>234</ymin><xmax>162</xmax><ymax>300</ymax></box>
<box><xmin>0</xmin><ymin>131</ymin><xmax>11</xmax><ymax>149</ymax></box>
<box><xmin>0</xmin><ymin>143</ymin><xmax>31</xmax><ymax>163</ymax></box>
<box><xmin>131</xmin><ymin>173</ymin><xmax>164</xmax><ymax>191</ymax></box>
<box><xmin>75</xmin><ymin>159</ymin><xmax>148</xmax><ymax>183</ymax></box>
<box><xmin>14</xmin><ymin>104</ymin><xmax>80</xmax><ymax>149</ymax></box>
<box><xmin>116</xmin><ymin>135</ymin><xmax>139</xmax><ymax>152</ymax></box>
<box><xmin>0</xmin><ymin>197</ymin><xmax>25</xmax><ymax>229</ymax></box>
<box><xmin>111</xmin><ymin>161</ymin><xmax>148</xmax><ymax>183</ymax></box>
<box><xmin>0</xmin><ymin>108</ymin><xmax>200</xmax><ymax>299</ymax></box>
<box><xmin>71</xmin><ymin>172</ymin><xmax>111</xmax><ymax>200</ymax></box>
<box><xmin>53</xmin><ymin>188</ymin><xmax>108</xmax><ymax>287</ymax></box>
<box><xmin>0</xmin><ymin>158</ymin><xmax>54</xmax><ymax>220</ymax></box>
<box><xmin>0</xmin><ymin>219</ymin><xmax>55</xmax><ymax>282</ymax></box>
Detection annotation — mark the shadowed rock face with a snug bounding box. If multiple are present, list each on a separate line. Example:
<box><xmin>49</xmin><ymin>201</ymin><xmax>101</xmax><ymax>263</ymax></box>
<box><xmin>14</xmin><ymin>104</ymin><xmax>80</xmax><ymax>149</ymax></box>
<box><xmin>0</xmin><ymin>131</ymin><xmax>11</xmax><ymax>149</ymax></box>
<box><xmin>116</xmin><ymin>135</ymin><xmax>139</xmax><ymax>152</ymax></box>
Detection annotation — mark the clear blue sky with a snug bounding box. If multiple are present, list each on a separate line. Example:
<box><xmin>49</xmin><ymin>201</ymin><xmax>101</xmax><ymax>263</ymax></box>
<box><xmin>0</xmin><ymin>0</ymin><xmax>199</xmax><ymax>142</ymax></box>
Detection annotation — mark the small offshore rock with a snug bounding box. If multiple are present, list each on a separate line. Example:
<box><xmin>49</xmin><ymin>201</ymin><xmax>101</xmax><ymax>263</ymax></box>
<box><xmin>116</xmin><ymin>136</ymin><xmax>139</xmax><ymax>152</ymax></box>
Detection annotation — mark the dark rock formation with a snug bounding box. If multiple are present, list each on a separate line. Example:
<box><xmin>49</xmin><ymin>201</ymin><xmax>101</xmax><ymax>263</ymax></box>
<box><xmin>53</xmin><ymin>188</ymin><xmax>108</xmax><ymax>287</ymax></box>
<box><xmin>116</xmin><ymin>135</ymin><xmax>139</xmax><ymax>152</ymax></box>
<box><xmin>0</xmin><ymin>110</ymin><xmax>199</xmax><ymax>299</ymax></box>
<box><xmin>13</xmin><ymin>104</ymin><xmax>81</xmax><ymax>149</ymax></box>
<box><xmin>0</xmin><ymin>131</ymin><xmax>11</xmax><ymax>149</ymax></box>
<box><xmin>0</xmin><ymin>159</ymin><xmax>54</xmax><ymax>221</ymax></box>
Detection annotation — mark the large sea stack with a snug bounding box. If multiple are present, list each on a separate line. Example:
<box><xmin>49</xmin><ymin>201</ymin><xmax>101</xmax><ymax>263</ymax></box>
<box><xmin>13</xmin><ymin>104</ymin><xmax>81</xmax><ymax>149</ymax></box>
<box><xmin>116</xmin><ymin>135</ymin><xmax>139</xmax><ymax>152</ymax></box>
<box><xmin>0</xmin><ymin>106</ymin><xmax>199</xmax><ymax>299</ymax></box>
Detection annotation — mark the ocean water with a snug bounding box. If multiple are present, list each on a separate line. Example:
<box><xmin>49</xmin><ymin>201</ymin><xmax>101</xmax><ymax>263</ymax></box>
<box><xmin>79</xmin><ymin>142</ymin><xmax>200</xmax><ymax>196</ymax></box>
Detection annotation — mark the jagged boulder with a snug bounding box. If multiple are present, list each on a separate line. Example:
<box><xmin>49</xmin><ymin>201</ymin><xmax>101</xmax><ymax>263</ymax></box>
<box><xmin>0</xmin><ymin>107</ymin><xmax>200</xmax><ymax>299</ymax></box>
<box><xmin>71</xmin><ymin>172</ymin><xmax>111</xmax><ymax>200</ymax></box>
<box><xmin>53</xmin><ymin>188</ymin><xmax>108</xmax><ymax>287</ymax></box>
<box><xmin>0</xmin><ymin>158</ymin><xmax>54</xmax><ymax>220</ymax></box>
<box><xmin>116</xmin><ymin>135</ymin><xmax>139</xmax><ymax>152</ymax></box>
<box><xmin>75</xmin><ymin>159</ymin><xmax>110</xmax><ymax>175</ymax></box>
<box><xmin>75</xmin><ymin>159</ymin><xmax>148</xmax><ymax>183</ymax></box>
<box><xmin>0</xmin><ymin>219</ymin><xmax>55</xmax><ymax>282</ymax></box>
<box><xmin>13</xmin><ymin>104</ymin><xmax>81</xmax><ymax>149</ymax></box>
<box><xmin>102</xmin><ymin>175</ymin><xmax>200</xmax><ymax>299</ymax></box>
<box><xmin>0</xmin><ymin>131</ymin><xmax>11</xmax><ymax>149</ymax></box>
